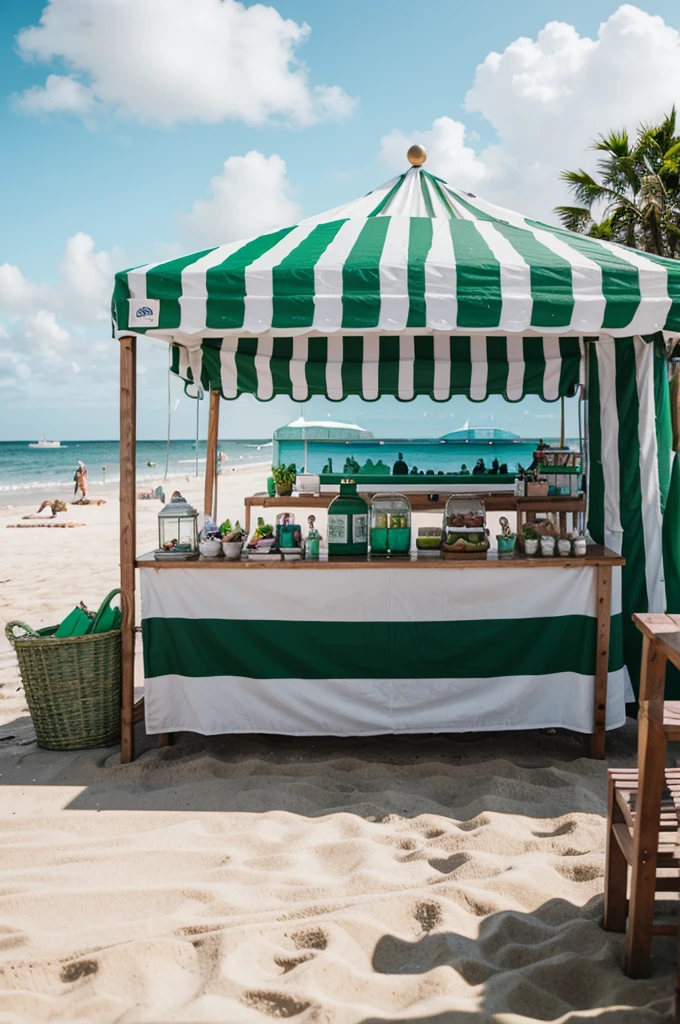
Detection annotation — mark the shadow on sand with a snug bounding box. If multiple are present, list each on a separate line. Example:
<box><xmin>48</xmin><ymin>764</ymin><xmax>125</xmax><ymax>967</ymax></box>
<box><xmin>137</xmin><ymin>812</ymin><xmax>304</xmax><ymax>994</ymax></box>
<box><xmin>0</xmin><ymin>714</ymin><xmax>639</xmax><ymax>817</ymax></box>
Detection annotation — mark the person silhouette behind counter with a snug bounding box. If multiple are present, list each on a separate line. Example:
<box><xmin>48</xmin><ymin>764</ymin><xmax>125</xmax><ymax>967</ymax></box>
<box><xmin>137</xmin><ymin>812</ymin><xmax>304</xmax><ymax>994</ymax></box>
<box><xmin>392</xmin><ymin>452</ymin><xmax>408</xmax><ymax>475</ymax></box>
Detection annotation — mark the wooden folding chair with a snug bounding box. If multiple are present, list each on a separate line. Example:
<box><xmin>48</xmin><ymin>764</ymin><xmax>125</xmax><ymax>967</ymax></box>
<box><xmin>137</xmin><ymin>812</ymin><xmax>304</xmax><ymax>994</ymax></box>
<box><xmin>604</xmin><ymin>613</ymin><xmax>680</xmax><ymax>980</ymax></box>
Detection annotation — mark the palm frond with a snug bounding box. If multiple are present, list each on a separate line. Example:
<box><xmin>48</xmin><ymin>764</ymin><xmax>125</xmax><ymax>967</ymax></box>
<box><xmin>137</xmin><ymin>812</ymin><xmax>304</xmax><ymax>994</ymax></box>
<box><xmin>553</xmin><ymin>205</ymin><xmax>594</xmax><ymax>233</ymax></box>
<box><xmin>591</xmin><ymin>130</ymin><xmax>630</xmax><ymax>157</ymax></box>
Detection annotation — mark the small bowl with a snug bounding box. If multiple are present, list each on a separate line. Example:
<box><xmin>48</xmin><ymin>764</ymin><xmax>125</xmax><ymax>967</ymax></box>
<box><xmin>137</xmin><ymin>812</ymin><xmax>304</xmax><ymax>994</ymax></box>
<box><xmin>199</xmin><ymin>537</ymin><xmax>222</xmax><ymax>558</ymax></box>
<box><xmin>222</xmin><ymin>540</ymin><xmax>244</xmax><ymax>561</ymax></box>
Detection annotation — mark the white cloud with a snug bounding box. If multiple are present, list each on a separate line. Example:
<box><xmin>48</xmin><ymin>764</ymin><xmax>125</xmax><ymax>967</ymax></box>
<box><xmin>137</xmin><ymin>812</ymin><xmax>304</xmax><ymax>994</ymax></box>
<box><xmin>0</xmin><ymin>234</ymin><xmax>119</xmax><ymax>395</ymax></box>
<box><xmin>13</xmin><ymin>73</ymin><xmax>95</xmax><ymax>115</ymax></box>
<box><xmin>182</xmin><ymin>151</ymin><xmax>302</xmax><ymax>247</ymax></box>
<box><xmin>381</xmin><ymin>5</ymin><xmax>680</xmax><ymax>220</ymax></box>
<box><xmin>24</xmin><ymin>310</ymin><xmax>70</xmax><ymax>349</ymax></box>
<box><xmin>59</xmin><ymin>232</ymin><xmax>118</xmax><ymax>321</ymax></box>
<box><xmin>0</xmin><ymin>264</ymin><xmax>54</xmax><ymax>312</ymax></box>
<box><xmin>13</xmin><ymin>0</ymin><xmax>356</xmax><ymax>127</ymax></box>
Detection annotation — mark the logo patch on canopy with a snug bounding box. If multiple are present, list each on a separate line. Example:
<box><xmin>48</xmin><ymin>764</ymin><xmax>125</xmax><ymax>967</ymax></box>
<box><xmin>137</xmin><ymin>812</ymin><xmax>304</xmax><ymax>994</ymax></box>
<box><xmin>129</xmin><ymin>299</ymin><xmax>160</xmax><ymax>328</ymax></box>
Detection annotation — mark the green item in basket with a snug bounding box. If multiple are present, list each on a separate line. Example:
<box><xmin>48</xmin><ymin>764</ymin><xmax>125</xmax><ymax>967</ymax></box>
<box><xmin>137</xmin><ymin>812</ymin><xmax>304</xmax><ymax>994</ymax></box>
<box><xmin>54</xmin><ymin>605</ymin><xmax>93</xmax><ymax>638</ymax></box>
<box><xmin>92</xmin><ymin>604</ymin><xmax>122</xmax><ymax>634</ymax></box>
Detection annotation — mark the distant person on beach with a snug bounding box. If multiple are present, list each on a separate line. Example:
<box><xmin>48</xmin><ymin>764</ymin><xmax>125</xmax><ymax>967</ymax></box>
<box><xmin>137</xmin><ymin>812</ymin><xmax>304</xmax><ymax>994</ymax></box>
<box><xmin>73</xmin><ymin>460</ymin><xmax>88</xmax><ymax>499</ymax></box>
<box><xmin>392</xmin><ymin>452</ymin><xmax>408</xmax><ymax>475</ymax></box>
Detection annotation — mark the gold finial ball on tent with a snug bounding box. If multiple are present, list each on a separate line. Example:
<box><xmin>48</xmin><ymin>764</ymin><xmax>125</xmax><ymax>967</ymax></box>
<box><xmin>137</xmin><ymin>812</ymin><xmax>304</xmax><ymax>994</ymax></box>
<box><xmin>407</xmin><ymin>144</ymin><xmax>427</xmax><ymax>166</ymax></box>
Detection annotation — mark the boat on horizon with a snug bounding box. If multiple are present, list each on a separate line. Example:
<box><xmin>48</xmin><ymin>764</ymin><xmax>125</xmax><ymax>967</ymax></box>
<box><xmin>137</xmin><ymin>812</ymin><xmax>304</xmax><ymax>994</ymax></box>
<box><xmin>28</xmin><ymin>439</ymin><xmax>63</xmax><ymax>449</ymax></box>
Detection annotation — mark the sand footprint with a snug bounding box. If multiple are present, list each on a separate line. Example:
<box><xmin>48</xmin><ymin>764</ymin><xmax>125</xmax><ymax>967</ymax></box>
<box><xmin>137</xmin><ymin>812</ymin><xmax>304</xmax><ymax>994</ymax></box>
<box><xmin>414</xmin><ymin>900</ymin><xmax>442</xmax><ymax>933</ymax></box>
<box><xmin>242</xmin><ymin>990</ymin><xmax>311</xmax><ymax>1018</ymax></box>
<box><xmin>554</xmin><ymin>861</ymin><xmax>602</xmax><ymax>883</ymax></box>
<box><xmin>291</xmin><ymin>926</ymin><xmax>328</xmax><ymax>951</ymax></box>
<box><xmin>60</xmin><ymin>959</ymin><xmax>98</xmax><ymax>983</ymax></box>
<box><xmin>274</xmin><ymin>952</ymin><xmax>316</xmax><ymax>974</ymax></box>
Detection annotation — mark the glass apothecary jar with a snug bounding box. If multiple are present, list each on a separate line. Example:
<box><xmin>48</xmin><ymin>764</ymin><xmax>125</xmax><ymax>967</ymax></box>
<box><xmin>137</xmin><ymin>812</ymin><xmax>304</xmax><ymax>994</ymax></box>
<box><xmin>369</xmin><ymin>493</ymin><xmax>412</xmax><ymax>555</ymax></box>
<box><xmin>441</xmin><ymin>496</ymin><xmax>489</xmax><ymax>559</ymax></box>
<box><xmin>155</xmin><ymin>493</ymin><xmax>199</xmax><ymax>560</ymax></box>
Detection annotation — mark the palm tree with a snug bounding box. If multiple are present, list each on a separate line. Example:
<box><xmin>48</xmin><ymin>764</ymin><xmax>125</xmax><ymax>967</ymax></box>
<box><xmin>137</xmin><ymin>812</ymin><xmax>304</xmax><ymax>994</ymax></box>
<box><xmin>556</xmin><ymin>109</ymin><xmax>680</xmax><ymax>257</ymax></box>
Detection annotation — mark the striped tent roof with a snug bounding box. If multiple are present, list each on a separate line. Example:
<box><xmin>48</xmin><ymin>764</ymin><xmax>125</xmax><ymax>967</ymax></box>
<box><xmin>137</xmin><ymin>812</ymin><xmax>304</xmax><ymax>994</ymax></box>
<box><xmin>112</xmin><ymin>165</ymin><xmax>680</xmax><ymax>342</ymax></box>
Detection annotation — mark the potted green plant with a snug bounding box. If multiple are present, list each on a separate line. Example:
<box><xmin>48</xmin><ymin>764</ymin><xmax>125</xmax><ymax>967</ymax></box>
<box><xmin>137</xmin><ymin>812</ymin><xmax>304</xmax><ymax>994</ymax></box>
<box><xmin>523</xmin><ymin>525</ymin><xmax>539</xmax><ymax>556</ymax></box>
<box><xmin>271</xmin><ymin>463</ymin><xmax>296</xmax><ymax>497</ymax></box>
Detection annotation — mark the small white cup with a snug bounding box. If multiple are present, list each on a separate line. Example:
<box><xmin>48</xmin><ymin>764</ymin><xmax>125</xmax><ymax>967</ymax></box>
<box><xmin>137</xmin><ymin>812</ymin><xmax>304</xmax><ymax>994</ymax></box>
<box><xmin>222</xmin><ymin>540</ymin><xmax>244</xmax><ymax>561</ymax></box>
<box><xmin>199</xmin><ymin>537</ymin><xmax>222</xmax><ymax>558</ymax></box>
<box><xmin>540</xmin><ymin>535</ymin><xmax>555</xmax><ymax>557</ymax></box>
<box><xmin>558</xmin><ymin>538</ymin><xmax>572</xmax><ymax>557</ymax></box>
<box><xmin>572</xmin><ymin>537</ymin><xmax>587</xmax><ymax>556</ymax></box>
<box><xmin>524</xmin><ymin>537</ymin><xmax>539</xmax><ymax>556</ymax></box>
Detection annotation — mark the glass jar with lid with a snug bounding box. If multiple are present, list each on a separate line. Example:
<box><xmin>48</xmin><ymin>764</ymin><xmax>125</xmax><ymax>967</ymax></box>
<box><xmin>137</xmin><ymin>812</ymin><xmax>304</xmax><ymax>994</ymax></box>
<box><xmin>369</xmin><ymin>493</ymin><xmax>412</xmax><ymax>555</ymax></box>
<box><xmin>441</xmin><ymin>496</ymin><xmax>489</xmax><ymax>558</ymax></box>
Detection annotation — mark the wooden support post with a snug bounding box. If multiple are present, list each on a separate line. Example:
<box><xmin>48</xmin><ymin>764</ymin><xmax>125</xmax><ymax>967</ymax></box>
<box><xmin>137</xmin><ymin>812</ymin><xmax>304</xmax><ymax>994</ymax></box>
<box><xmin>204</xmin><ymin>389</ymin><xmax>220</xmax><ymax>519</ymax></box>
<box><xmin>590</xmin><ymin>564</ymin><xmax>612</xmax><ymax>759</ymax></box>
<box><xmin>625</xmin><ymin>634</ymin><xmax>668</xmax><ymax>978</ymax></box>
<box><xmin>119</xmin><ymin>335</ymin><xmax>137</xmax><ymax>764</ymax></box>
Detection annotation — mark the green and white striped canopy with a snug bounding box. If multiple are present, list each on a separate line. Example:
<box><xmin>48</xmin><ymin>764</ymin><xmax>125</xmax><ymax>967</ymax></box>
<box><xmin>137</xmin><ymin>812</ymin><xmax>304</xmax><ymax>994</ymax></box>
<box><xmin>113</xmin><ymin>165</ymin><xmax>680</xmax><ymax>342</ymax></box>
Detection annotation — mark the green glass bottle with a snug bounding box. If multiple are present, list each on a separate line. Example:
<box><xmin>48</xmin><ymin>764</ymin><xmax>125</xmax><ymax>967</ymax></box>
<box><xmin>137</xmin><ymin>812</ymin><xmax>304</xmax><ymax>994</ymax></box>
<box><xmin>327</xmin><ymin>479</ymin><xmax>368</xmax><ymax>557</ymax></box>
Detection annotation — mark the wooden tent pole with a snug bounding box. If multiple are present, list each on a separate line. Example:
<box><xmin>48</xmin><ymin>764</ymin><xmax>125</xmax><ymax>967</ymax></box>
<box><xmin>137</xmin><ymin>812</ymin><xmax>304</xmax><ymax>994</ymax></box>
<box><xmin>204</xmin><ymin>389</ymin><xmax>220</xmax><ymax>518</ymax></box>
<box><xmin>120</xmin><ymin>335</ymin><xmax>137</xmax><ymax>764</ymax></box>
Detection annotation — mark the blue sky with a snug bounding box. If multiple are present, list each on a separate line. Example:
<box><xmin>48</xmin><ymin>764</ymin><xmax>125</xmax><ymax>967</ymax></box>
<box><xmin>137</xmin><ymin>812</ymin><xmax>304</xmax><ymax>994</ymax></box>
<box><xmin>2</xmin><ymin>0</ymin><xmax>680</xmax><ymax>440</ymax></box>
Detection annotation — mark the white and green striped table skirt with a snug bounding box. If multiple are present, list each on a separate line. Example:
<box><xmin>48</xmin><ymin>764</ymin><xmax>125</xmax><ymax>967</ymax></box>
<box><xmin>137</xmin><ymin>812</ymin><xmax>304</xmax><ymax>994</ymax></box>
<box><xmin>140</xmin><ymin>565</ymin><xmax>626</xmax><ymax>737</ymax></box>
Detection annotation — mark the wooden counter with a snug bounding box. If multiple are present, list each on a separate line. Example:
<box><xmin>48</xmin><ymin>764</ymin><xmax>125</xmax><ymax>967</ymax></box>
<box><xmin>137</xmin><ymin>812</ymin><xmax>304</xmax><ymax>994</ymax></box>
<box><xmin>137</xmin><ymin>545</ymin><xmax>622</xmax><ymax>570</ymax></box>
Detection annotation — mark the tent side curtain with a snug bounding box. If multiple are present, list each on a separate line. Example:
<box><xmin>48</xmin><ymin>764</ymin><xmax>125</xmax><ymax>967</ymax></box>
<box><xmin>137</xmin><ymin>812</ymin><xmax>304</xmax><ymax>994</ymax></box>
<box><xmin>170</xmin><ymin>335</ymin><xmax>584</xmax><ymax>403</ymax></box>
<box><xmin>586</xmin><ymin>334</ymin><xmax>668</xmax><ymax>697</ymax></box>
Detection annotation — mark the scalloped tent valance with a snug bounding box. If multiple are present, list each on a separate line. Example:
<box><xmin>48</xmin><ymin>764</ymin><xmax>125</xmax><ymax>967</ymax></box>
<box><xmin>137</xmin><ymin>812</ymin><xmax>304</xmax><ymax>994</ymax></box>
<box><xmin>170</xmin><ymin>334</ymin><xmax>584</xmax><ymax>403</ymax></box>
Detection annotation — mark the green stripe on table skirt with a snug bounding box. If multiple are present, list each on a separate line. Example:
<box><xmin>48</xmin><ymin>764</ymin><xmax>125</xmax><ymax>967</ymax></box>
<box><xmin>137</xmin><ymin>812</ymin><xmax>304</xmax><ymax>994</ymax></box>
<box><xmin>143</xmin><ymin>613</ymin><xmax>624</xmax><ymax>680</ymax></box>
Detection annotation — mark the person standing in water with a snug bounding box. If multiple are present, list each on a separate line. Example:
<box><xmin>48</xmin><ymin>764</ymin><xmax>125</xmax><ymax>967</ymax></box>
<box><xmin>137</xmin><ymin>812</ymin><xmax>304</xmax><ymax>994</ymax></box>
<box><xmin>73</xmin><ymin>460</ymin><xmax>88</xmax><ymax>499</ymax></box>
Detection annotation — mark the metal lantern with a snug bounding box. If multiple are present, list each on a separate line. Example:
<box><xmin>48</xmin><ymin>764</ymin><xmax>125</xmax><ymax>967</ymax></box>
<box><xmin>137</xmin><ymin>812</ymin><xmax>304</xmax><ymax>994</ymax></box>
<box><xmin>155</xmin><ymin>493</ymin><xmax>199</xmax><ymax>560</ymax></box>
<box><xmin>369</xmin><ymin>493</ymin><xmax>412</xmax><ymax>555</ymax></box>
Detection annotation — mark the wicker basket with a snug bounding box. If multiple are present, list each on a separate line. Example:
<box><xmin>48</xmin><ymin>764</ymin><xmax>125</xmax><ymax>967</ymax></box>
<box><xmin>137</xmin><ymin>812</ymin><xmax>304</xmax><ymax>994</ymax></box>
<box><xmin>5</xmin><ymin>590</ymin><xmax>122</xmax><ymax>750</ymax></box>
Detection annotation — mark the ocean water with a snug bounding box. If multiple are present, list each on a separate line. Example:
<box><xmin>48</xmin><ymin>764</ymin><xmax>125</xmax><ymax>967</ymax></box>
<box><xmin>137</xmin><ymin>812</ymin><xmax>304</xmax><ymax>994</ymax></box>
<box><xmin>277</xmin><ymin>438</ymin><xmax>578</xmax><ymax>476</ymax></box>
<box><xmin>0</xmin><ymin>439</ymin><xmax>272</xmax><ymax>494</ymax></box>
<box><xmin>0</xmin><ymin>436</ymin><xmax>579</xmax><ymax>494</ymax></box>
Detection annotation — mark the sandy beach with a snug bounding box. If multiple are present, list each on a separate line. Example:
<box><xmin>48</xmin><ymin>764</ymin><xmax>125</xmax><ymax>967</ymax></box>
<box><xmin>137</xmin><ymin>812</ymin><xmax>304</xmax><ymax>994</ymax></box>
<box><xmin>0</xmin><ymin>468</ymin><xmax>676</xmax><ymax>1022</ymax></box>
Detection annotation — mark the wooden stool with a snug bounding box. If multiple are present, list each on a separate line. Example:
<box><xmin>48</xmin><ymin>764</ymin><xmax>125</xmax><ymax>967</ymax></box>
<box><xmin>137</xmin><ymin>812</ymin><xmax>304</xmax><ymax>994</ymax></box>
<box><xmin>604</xmin><ymin>613</ymin><xmax>680</xmax><ymax>979</ymax></box>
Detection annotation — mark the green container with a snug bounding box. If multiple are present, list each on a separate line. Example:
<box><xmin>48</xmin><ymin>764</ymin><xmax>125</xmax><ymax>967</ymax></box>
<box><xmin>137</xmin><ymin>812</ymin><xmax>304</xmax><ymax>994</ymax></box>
<box><xmin>328</xmin><ymin>480</ymin><xmax>368</xmax><ymax>557</ymax></box>
<box><xmin>370</xmin><ymin>527</ymin><xmax>388</xmax><ymax>553</ymax></box>
<box><xmin>497</xmin><ymin>534</ymin><xmax>517</xmax><ymax>557</ymax></box>
<box><xmin>388</xmin><ymin>527</ymin><xmax>411</xmax><ymax>553</ymax></box>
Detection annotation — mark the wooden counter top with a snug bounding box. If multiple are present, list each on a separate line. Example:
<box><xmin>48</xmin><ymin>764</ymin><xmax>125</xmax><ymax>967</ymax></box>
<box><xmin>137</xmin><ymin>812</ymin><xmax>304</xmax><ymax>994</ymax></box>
<box><xmin>137</xmin><ymin>545</ymin><xmax>624</xmax><ymax>570</ymax></box>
